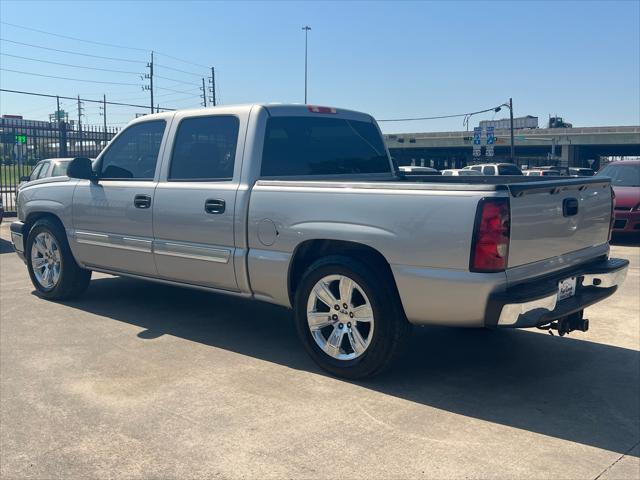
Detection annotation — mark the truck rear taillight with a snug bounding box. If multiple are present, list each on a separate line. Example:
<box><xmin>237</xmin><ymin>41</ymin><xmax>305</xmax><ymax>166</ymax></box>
<box><xmin>470</xmin><ymin>198</ymin><xmax>510</xmax><ymax>273</ymax></box>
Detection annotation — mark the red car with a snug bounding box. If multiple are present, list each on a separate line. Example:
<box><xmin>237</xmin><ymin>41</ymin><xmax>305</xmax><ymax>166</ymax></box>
<box><xmin>597</xmin><ymin>160</ymin><xmax>640</xmax><ymax>235</ymax></box>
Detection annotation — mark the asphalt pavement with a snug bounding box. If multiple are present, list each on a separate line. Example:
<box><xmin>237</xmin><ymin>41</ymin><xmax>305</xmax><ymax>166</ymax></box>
<box><xmin>1</xmin><ymin>221</ymin><xmax>638</xmax><ymax>479</ymax></box>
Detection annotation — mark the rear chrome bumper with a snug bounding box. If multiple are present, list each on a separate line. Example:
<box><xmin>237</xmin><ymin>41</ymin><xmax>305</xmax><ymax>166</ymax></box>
<box><xmin>487</xmin><ymin>257</ymin><xmax>629</xmax><ymax>328</ymax></box>
<box><xmin>10</xmin><ymin>221</ymin><xmax>26</xmax><ymax>262</ymax></box>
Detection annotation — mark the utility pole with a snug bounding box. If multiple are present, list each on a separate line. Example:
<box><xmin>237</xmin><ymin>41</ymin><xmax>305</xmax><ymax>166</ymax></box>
<box><xmin>509</xmin><ymin>97</ymin><xmax>515</xmax><ymax>162</ymax></box>
<box><xmin>302</xmin><ymin>25</ymin><xmax>311</xmax><ymax>103</ymax></box>
<box><xmin>77</xmin><ymin>95</ymin><xmax>84</xmax><ymax>156</ymax></box>
<box><xmin>201</xmin><ymin>78</ymin><xmax>207</xmax><ymax>107</ymax></box>
<box><xmin>146</xmin><ymin>51</ymin><xmax>154</xmax><ymax>114</ymax></box>
<box><xmin>56</xmin><ymin>95</ymin><xmax>67</xmax><ymax>157</ymax></box>
<box><xmin>100</xmin><ymin>94</ymin><xmax>107</xmax><ymax>145</ymax></box>
<box><xmin>209</xmin><ymin>67</ymin><xmax>216</xmax><ymax>106</ymax></box>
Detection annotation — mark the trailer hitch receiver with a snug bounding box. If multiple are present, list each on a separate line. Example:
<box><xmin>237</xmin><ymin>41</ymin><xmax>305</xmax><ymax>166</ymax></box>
<box><xmin>537</xmin><ymin>311</ymin><xmax>589</xmax><ymax>336</ymax></box>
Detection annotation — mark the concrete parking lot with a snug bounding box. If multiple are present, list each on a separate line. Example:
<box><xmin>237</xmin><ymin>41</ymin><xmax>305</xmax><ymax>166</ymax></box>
<box><xmin>1</xmin><ymin>221</ymin><xmax>638</xmax><ymax>479</ymax></box>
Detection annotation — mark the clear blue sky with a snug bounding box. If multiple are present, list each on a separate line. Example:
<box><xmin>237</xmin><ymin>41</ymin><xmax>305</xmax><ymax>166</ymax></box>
<box><xmin>0</xmin><ymin>0</ymin><xmax>638</xmax><ymax>133</ymax></box>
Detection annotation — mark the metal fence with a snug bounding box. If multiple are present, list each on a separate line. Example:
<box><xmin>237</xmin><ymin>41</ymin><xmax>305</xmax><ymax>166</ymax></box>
<box><xmin>0</xmin><ymin>118</ymin><xmax>119</xmax><ymax>214</ymax></box>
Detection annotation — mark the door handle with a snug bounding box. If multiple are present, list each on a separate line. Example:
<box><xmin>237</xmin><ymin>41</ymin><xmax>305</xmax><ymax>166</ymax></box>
<box><xmin>563</xmin><ymin>198</ymin><xmax>579</xmax><ymax>217</ymax></box>
<box><xmin>205</xmin><ymin>199</ymin><xmax>225</xmax><ymax>214</ymax></box>
<box><xmin>134</xmin><ymin>194</ymin><xmax>152</xmax><ymax>209</ymax></box>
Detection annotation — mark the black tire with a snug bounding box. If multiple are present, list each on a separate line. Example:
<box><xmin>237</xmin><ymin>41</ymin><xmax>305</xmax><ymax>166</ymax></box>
<box><xmin>26</xmin><ymin>217</ymin><xmax>91</xmax><ymax>300</ymax></box>
<box><xmin>294</xmin><ymin>255</ymin><xmax>411</xmax><ymax>379</ymax></box>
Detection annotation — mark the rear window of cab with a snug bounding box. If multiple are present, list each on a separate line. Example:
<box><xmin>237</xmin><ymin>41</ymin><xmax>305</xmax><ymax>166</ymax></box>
<box><xmin>261</xmin><ymin>116</ymin><xmax>390</xmax><ymax>177</ymax></box>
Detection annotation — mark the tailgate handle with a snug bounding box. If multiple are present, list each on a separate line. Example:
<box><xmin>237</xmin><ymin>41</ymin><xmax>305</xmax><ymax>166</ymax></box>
<box><xmin>563</xmin><ymin>198</ymin><xmax>579</xmax><ymax>217</ymax></box>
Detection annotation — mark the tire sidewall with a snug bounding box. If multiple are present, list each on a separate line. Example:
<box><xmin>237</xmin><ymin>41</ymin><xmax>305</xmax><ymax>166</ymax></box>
<box><xmin>294</xmin><ymin>257</ymin><xmax>398</xmax><ymax>377</ymax></box>
<box><xmin>26</xmin><ymin>222</ymin><xmax>68</xmax><ymax>297</ymax></box>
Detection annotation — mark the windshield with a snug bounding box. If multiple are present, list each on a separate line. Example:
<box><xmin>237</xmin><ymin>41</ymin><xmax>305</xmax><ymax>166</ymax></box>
<box><xmin>597</xmin><ymin>163</ymin><xmax>640</xmax><ymax>187</ymax></box>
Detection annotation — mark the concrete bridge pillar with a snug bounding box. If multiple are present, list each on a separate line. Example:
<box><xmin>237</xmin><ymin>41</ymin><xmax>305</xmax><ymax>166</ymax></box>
<box><xmin>560</xmin><ymin>144</ymin><xmax>576</xmax><ymax>167</ymax></box>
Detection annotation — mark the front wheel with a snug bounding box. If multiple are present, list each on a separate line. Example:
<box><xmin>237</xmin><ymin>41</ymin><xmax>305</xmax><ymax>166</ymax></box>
<box><xmin>294</xmin><ymin>256</ymin><xmax>411</xmax><ymax>379</ymax></box>
<box><xmin>26</xmin><ymin>218</ymin><xmax>91</xmax><ymax>300</ymax></box>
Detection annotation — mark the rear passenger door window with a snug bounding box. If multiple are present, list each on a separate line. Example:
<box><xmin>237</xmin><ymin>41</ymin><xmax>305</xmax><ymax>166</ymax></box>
<box><xmin>99</xmin><ymin>120</ymin><xmax>166</xmax><ymax>180</ymax></box>
<box><xmin>169</xmin><ymin>116</ymin><xmax>239</xmax><ymax>181</ymax></box>
<box><xmin>484</xmin><ymin>165</ymin><xmax>496</xmax><ymax>175</ymax></box>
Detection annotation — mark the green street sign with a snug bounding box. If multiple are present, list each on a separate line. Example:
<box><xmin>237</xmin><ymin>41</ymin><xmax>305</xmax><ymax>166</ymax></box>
<box><xmin>15</xmin><ymin>134</ymin><xmax>27</xmax><ymax>144</ymax></box>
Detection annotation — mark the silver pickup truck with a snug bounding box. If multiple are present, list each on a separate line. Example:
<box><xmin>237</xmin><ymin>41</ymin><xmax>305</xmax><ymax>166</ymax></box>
<box><xmin>10</xmin><ymin>104</ymin><xmax>629</xmax><ymax>378</ymax></box>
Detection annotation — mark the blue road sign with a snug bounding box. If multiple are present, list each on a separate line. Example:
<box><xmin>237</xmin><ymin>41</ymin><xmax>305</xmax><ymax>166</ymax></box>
<box><xmin>473</xmin><ymin>127</ymin><xmax>482</xmax><ymax>145</ymax></box>
<box><xmin>486</xmin><ymin>126</ymin><xmax>495</xmax><ymax>145</ymax></box>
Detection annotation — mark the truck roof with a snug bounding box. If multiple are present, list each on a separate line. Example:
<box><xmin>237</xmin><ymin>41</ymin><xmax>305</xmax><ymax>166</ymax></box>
<box><xmin>129</xmin><ymin>104</ymin><xmax>375</xmax><ymax>125</ymax></box>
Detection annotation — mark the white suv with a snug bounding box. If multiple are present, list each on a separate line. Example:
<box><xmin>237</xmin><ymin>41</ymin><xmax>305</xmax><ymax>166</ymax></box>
<box><xmin>463</xmin><ymin>163</ymin><xmax>523</xmax><ymax>175</ymax></box>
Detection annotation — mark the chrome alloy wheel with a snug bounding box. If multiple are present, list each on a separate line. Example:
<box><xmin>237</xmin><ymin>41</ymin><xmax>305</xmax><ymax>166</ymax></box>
<box><xmin>31</xmin><ymin>232</ymin><xmax>62</xmax><ymax>289</ymax></box>
<box><xmin>306</xmin><ymin>274</ymin><xmax>375</xmax><ymax>361</ymax></box>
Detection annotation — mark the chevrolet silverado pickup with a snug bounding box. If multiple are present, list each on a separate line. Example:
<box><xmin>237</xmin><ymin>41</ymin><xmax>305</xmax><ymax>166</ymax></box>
<box><xmin>10</xmin><ymin>104</ymin><xmax>629</xmax><ymax>378</ymax></box>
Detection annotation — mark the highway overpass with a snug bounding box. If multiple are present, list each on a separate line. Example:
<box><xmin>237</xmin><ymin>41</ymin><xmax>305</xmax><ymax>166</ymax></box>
<box><xmin>384</xmin><ymin>125</ymin><xmax>640</xmax><ymax>170</ymax></box>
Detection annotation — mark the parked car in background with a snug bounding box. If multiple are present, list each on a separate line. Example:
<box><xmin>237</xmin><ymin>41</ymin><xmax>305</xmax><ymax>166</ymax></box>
<box><xmin>569</xmin><ymin>167</ymin><xmax>595</xmax><ymax>177</ymax></box>
<box><xmin>597</xmin><ymin>160</ymin><xmax>640</xmax><ymax>235</ymax></box>
<box><xmin>18</xmin><ymin>158</ymin><xmax>76</xmax><ymax>191</ymax></box>
<box><xmin>539</xmin><ymin>166</ymin><xmax>570</xmax><ymax>176</ymax></box>
<box><xmin>463</xmin><ymin>163</ymin><xmax>523</xmax><ymax>175</ymax></box>
<box><xmin>398</xmin><ymin>166</ymin><xmax>440</xmax><ymax>175</ymax></box>
<box><xmin>441</xmin><ymin>169</ymin><xmax>483</xmax><ymax>176</ymax></box>
<box><xmin>524</xmin><ymin>169</ymin><xmax>561</xmax><ymax>176</ymax></box>
<box><xmin>10</xmin><ymin>104</ymin><xmax>628</xmax><ymax>379</ymax></box>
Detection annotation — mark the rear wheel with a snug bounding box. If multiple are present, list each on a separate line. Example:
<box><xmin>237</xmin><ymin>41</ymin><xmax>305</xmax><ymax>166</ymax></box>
<box><xmin>294</xmin><ymin>255</ymin><xmax>411</xmax><ymax>379</ymax></box>
<box><xmin>26</xmin><ymin>218</ymin><xmax>91</xmax><ymax>300</ymax></box>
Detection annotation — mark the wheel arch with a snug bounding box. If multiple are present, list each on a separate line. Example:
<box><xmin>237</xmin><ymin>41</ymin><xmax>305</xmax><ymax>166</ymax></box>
<box><xmin>23</xmin><ymin>211</ymin><xmax>66</xmax><ymax>238</ymax></box>
<box><xmin>287</xmin><ymin>239</ymin><xmax>403</xmax><ymax>312</ymax></box>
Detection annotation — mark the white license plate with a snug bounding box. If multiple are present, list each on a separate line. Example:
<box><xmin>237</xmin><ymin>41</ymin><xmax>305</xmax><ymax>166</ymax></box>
<box><xmin>557</xmin><ymin>277</ymin><xmax>577</xmax><ymax>301</ymax></box>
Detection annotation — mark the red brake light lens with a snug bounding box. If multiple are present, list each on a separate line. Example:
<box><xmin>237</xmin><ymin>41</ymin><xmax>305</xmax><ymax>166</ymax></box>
<box><xmin>470</xmin><ymin>198</ymin><xmax>510</xmax><ymax>272</ymax></box>
<box><xmin>307</xmin><ymin>105</ymin><xmax>337</xmax><ymax>114</ymax></box>
<box><xmin>609</xmin><ymin>187</ymin><xmax>616</xmax><ymax>240</ymax></box>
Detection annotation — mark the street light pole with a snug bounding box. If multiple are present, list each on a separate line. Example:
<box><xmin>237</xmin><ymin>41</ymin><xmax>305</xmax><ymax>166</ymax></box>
<box><xmin>302</xmin><ymin>25</ymin><xmax>311</xmax><ymax>104</ymax></box>
<box><xmin>495</xmin><ymin>99</ymin><xmax>516</xmax><ymax>163</ymax></box>
<box><xmin>509</xmin><ymin>97</ymin><xmax>515</xmax><ymax>162</ymax></box>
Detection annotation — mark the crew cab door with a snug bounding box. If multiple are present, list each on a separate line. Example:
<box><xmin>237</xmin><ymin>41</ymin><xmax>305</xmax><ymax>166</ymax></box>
<box><xmin>152</xmin><ymin>112</ymin><xmax>243</xmax><ymax>291</ymax></box>
<box><xmin>71</xmin><ymin>119</ymin><xmax>167</xmax><ymax>276</ymax></box>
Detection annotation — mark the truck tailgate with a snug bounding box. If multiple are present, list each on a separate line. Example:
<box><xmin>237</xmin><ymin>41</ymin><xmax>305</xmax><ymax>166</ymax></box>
<box><xmin>507</xmin><ymin>178</ymin><xmax>612</xmax><ymax>268</ymax></box>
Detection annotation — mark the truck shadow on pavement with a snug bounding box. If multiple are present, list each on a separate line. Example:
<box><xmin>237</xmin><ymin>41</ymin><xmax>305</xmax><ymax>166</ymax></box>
<box><xmin>0</xmin><ymin>237</ymin><xmax>15</xmax><ymax>254</ymax></box>
<box><xmin>57</xmin><ymin>275</ymin><xmax>639</xmax><ymax>458</ymax></box>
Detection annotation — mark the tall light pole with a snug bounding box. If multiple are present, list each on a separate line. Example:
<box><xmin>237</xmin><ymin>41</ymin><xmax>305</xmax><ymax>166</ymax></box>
<box><xmin>494</xmin><ymin>98</ymin><xmax>515</xmax><ymax>163</ymax></box>
<box><xmin>508</xmin><ymin>97</ymin><xmax>514</xmax><ymax>162</ymax></box>
<box><xmin>302</xmin><ymin>25</ymin><xmax>311</xmax><ymax>104</ymax></box>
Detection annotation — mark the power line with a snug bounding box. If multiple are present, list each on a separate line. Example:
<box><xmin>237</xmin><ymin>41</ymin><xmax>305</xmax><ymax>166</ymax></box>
<box><xmin>155</xmin><ymin>63</ymin><xmax>203</xmax><ymax>77</ymax></box>
<box><xmin>155</xmin><ymin>85</ymin><xmax>202</xmax><ymax>95</ymax></box>
<box><xmin>0</xmin><ymin>38</ymin><xmax>144</xmax><ymax>64</ymax></box>
<box><xmin>153</xmin><ymin>52</ymin><xmax>209</xmax><ymax>69</ymax></box>
<box><xmin>1</xmin><ymin>21</ymin><xmax>210</xmax><ymax>69</ymax></box>
<box><xmin>1</xmin><ymin>21</ymin><xmax>149</xmax><ymax>52</ymax></box>
<box><xmin>0</xmin><ymin>68</ymin><xmax>142</xmax><ymax>86</ymax></box>
<box><xmin>376</xmin><ymin>106</ymin><xmax>502</xmax><ymax>122</ymax></box>
<box><xmin>0</xmin><ymin>52</ymin><xmax>142</xmax><ymax>75</ymax></box>
<box><xmin>154</xmin><ymin>74</ymin><xmax>198</xmax><ymax>86</ymax></box>
<box><xmin>0</xmin><ymin>88</ymin><xmax>175</xmax><ymax>111</ymax></box>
